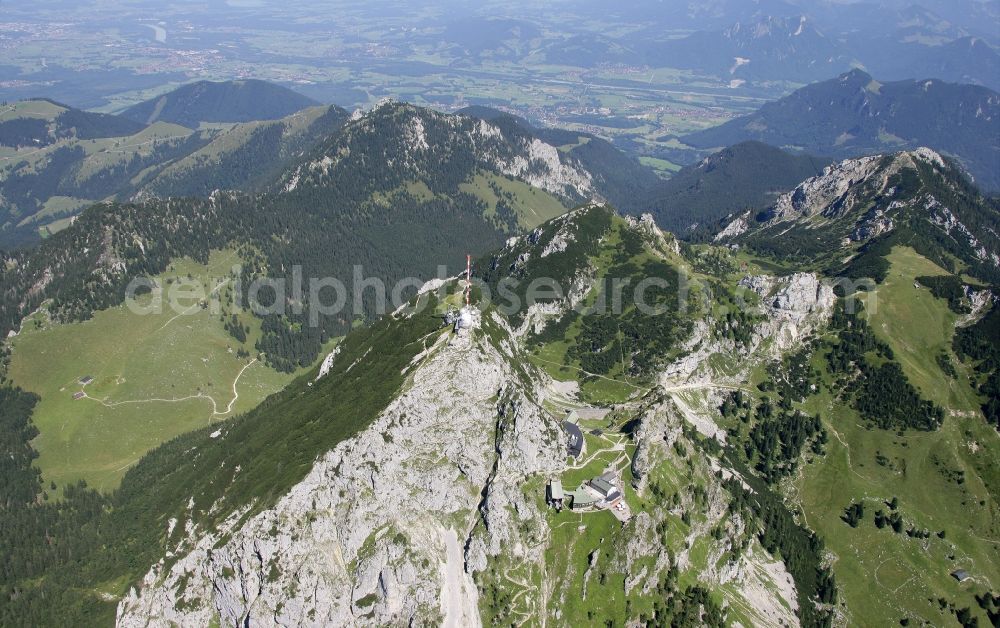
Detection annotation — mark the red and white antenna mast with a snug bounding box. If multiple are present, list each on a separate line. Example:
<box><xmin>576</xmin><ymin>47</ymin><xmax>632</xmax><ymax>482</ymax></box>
<box><xmin>465</xmin><ymin>254</ymin><xmax>471</xmax><ymax>307</ymax></box>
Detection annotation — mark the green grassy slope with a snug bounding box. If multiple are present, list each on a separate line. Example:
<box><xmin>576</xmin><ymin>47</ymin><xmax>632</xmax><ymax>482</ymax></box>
<box><xmin>141</xmin><ymin>104</ymin><xmax>348</xmax><ymax>197</ymax></box>
<box><xmin>459</xmin><ymin>171</ymin><xmax>569</xmax><ymax>230</ymax></box>
<box><xmin>0</xmin><ymin>102</ymin><xmax>346</xmax><ymax>248</ymax></box>
<box><xmin>0</xmin><ymin>290</ymin><xmax>444</xmax><ymax>624</ymax></box>
<box><xmin>485</xmin><ymin>209</ymin><xmax>692</xmax><ymax>405</ymax></box>
<box><xmin>793</xmin><ymin>247</ymin><xmax>1000</xmax><ymax>626</ymax></box>
<box><xmin>0</xmin><ymin>119</ymin><xmax>210</xmax><ymax>247</ymax></box>
<box><xmin>8</xmin><ymin>249</ymin><xmax>323</xmax><ymax>491</ymax></box>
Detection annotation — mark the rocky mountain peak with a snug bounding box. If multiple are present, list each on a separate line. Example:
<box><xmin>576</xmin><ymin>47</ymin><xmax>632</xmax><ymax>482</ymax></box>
<box><xmin>766</xmin><ymin>147</ymin><xmax>955</xmax><ymax>225</ymax></box>
<box><xmin>717</xmin><ymin>146</ymin><xmax>1000</xmax><ymax>283</ymax></box>
<box><xmin>117</xmin><ymin>302</ymin><xmax>561</xmax><ymax>626</ymax></box>
<box><xmin>114</xmin><ymin>207</ymin><xmax>815</xmax><ymax>626</ymax></box>
<box><xmin>281</xmin><ymin>102</ymin><xmax>598</xmax><ymax>203</ymax></box>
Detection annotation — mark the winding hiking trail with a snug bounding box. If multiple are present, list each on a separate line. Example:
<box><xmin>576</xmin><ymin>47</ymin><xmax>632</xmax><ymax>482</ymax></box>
<box><xmin>155</xmin><ymin>277</ymin><xmax>233</xmax><ymax>333</ymax></box>
<box><xmin>825</xmin><ymin>421</ymin><xmax>868</xmax><ymax>481</ymax></box>
<box><xmin>82</xmin><ymin>251</ymin><xmax>251</xmax><ymax>416</ymax></box>
<box><xmin>531</xmin><ymin>355</ymin><xmax>650</xmax><ymax>392</ymax></box>
<box><xmin>80</xmin><ymin>358</ymin><xmax>259</xmax><ymax>417</ymax></box>
<box><xmin>217</xmin><ymin>358</ymin><xmax>257</xmax><ymax>415</ymax></box>
<box><xmin>565</xmin><ymin>436</ymin><xmax>626</xmax><ymax>471</ymax></box>
<box><xmin>534</xmin><ymin>354</ymin><xmax>751</xmax><ymax>398</ymax></box>
<box><xmin>662</xmin><ymin>381</ymin><xmax>751</xmax><ymax>393</ymax></box>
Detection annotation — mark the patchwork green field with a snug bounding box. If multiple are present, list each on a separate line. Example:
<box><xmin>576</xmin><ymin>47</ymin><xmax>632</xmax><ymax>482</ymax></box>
<box><xmin>638</xmin><ymin>156</ymin><xmax>681</xmax><ymax>175</ymax></box>
<box><xmin>8</xmin><ymin>249</ymin><xmax>333</xmax><ymax>492</ymax></box>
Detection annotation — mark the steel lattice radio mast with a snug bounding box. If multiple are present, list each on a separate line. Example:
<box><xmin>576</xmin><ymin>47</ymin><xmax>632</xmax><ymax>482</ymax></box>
<box><xmin>465</xmin><ymin>254</ymin><xmax>471</xmax><ymax>306</ymax></box>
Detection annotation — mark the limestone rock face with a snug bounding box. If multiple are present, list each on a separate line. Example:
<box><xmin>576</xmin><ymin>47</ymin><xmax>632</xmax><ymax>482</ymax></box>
<box><xmin>620</xmin><ymin>394</ymin><xmax>799</xmax><ymax>628</ymax></box>
<box><xmin>714</xmin><ymin>211</ymin><xmax>751</xmax><ymax>242</ymax></box>
<box><xmin>280</xmin><ymin>102</ymin><xmax>598</xmax><ymax>204</ymax></box>
<box><xmin>495</xmin><ymin>136</ymin><xmax>597</xmax><ymax>201</ymax></box>
<box><xmin>725</xmin><ymin>148</ymin><xmax>999</xmax><ymax>274</ymax></box>
<box><xmin>629</xmin><ymin>212</ymin><xmax>682</xmax><ymax>255</ymax></box>
<box><xmin>116</xmin><ymin>215</ymin><xmax>813</xmax><ymax>628</ymax></box>
<box><xmin>630</xmin><ymin>401</ymin><xmax>683</xmax><ymax>491</ymax></box>
<box><xmin>928</xmin><ymin>199</ymin><xmax>999</xmax><ymax>266</ymax></box>
<box><xmin>770</xmin><ymin>154</ymin><xmax>885</xmax><ymax>221</ymax></box>
<box><xmin>851</xmin><ymin>208</ymin><xmax>894</xmax><ymax>241</ymax></box>
<box><xmin>740</xmin><ymin>272</ymin><xmax>836</xmax><ymax>351</ymax></box>
<box><xmin>117</xmin><ymin>323</ymin><xmax>563</xmax><ymax>628</ymax></box>
<box><xmin>769</xmin><ymin>273</ymin><xmax>837</xmax><ymax>321</ymax></box>
<box><xmin>768</xmin><ymin>149</ymin><xmax>947</xmax><ymax>225</ymax></box>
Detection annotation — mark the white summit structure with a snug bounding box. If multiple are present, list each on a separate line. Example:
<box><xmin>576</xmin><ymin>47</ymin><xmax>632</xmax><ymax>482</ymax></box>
<box><xmin>453</xmin><ymin>254</ymin><xmax>480</xmax><ymax>333</ymax></box>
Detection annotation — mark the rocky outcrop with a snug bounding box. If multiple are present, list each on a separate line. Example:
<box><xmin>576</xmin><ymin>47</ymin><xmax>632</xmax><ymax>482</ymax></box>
<box><xmin>769</xmin><ymin>154</ymin><xmax>885</xmax><ymax>222</ymax></box>
<box><xmin>958</xmin><ymin>287</ymin><xmax>995</xmax><ymax>327</ymax></box>
<box><xmin>629</xmin><ymin>399</ymin><xmax>683</xmax><ymax>492</ymax></box>
<box><xmin>493</xmin><ymin>136</ymin><xmax>597</xmax><ymax>201</ymax></box>
<box><xmin>850</xmin><ymin>207</ymin><xmax>894</xmax><ymax>242</ymax></box>
<box><xmin>767</xmin><ymin>149</ymin><xmax>949</xmax><ymax>225</ymax></box>
<box><xmin>929</xmin><ymin>198</ymin><xmax>1000</xmax><ymax>266</ymax></box>
<box><xmin>117</xmin><ymin>317</ymin><xmax>563</xmax><ymax>627</ymax></box>
<box><xmin>739</xmin><ymin>272</ymin><xmax>836</xmax><ymax>352</ymax></box>
<box><xmin>628</xmin><ymin>212</ymin><xmax>682</xmax><ymax>256</ymax></box>
<box><xmin>283</xmin><ymin>103</ymin><xmax>597</xmax><ymax>204</ymax></box>
<box><xmin>623</xmin><ymin>393</ymin><xmax>800</xmax><ymax>627</ymax></box>
<box><xmin>714</xmin><ymin>211</ymin><xmax>751</xmax><ymax>242</ymax></box>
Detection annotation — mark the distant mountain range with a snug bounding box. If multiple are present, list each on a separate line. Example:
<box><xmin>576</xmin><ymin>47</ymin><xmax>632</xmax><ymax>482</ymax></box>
<box><xmin>4</xmin><ymin>67</ymin><xmax>1000</xmax><ymax>627</ymax></box>
<box><xmin>0</xmin><ymin>87</ymin><xmax>664</xmax><ymax>250</ymax></box>
<box><xmin>4</xmin><ymin>2</ymin><xmax>1000</xmax><ymax>625</ymax></box>
<box><xmin>120</xmin><ymin>79</ymin><xmax>319</xmax><ymax>128</ymax></box>
<box><xmin>0</xmin><ymin>99</ymin><xmax>659</xmax><ymax>357</ymax></box>
<box><xmin>681</xmin><ymin>70</ymin><xmax>1000</xmax><ymax>191</ymax></box>
<box><xmin>534</xmin><ymin>8</ymin><xmax>1000</xmax><ymax>89</ymax></box>
<box><xmin>140</xmin><ymin>104</ymin><xmax>348</xmax><ymax>199</ymax></box>
<box><xmin>0</xmin><ymin>83</ymin><xmax>344</xmax><ymax>249</ymax></box>
<box><xmin>649</xmin><ymin>15</ymin><xmax>851</xmax><ymax>84</ymax></box>
<box><xmin>862</xmin><ymin>36</ymin><xmax>1000</xmax><ymax>92</ymax></box>
<box><xmin>5</xmin><ymin>139</ymin><xmax>1000</xmax><ymax>626</ymax></box>
<box><xmin>812</xmin><ymin>0</ymin><xmax>1000</xmax><ymax>46</ymax></box>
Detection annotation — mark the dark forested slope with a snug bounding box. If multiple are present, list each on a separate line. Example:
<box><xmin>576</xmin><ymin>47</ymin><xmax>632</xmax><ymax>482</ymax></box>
<box><xmin>637</xmin><ymin>141</ymin><xmax>830</xmax><ymax>237</ymax></box>
<box><xmin>120</xmin><ymin>79</ymin><xmax>319</xmax><ymax>128</ymax></box>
